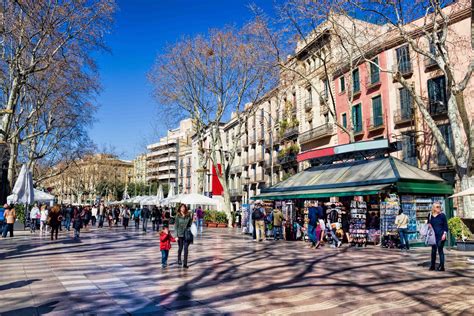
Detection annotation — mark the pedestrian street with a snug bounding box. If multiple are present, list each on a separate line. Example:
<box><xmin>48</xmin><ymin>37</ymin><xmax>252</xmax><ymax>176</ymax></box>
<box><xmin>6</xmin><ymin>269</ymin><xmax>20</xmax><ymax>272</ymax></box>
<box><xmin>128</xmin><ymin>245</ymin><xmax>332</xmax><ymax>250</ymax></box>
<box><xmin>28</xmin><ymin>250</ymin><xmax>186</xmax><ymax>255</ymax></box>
<box><xmin>1</xmin><ymin>226</ymin><xmax>473</xmax><ymax>315</ymax></box>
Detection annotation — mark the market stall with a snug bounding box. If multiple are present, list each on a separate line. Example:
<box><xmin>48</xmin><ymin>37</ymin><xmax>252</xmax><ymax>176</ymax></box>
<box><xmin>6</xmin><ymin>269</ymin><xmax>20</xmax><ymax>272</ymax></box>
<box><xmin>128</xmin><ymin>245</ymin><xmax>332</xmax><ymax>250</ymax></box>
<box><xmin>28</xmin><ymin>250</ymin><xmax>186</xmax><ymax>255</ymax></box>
<box><xmin>253</xmin><ymin>157</ymin><xmax>453</xmax><ymax>247</ymax></box>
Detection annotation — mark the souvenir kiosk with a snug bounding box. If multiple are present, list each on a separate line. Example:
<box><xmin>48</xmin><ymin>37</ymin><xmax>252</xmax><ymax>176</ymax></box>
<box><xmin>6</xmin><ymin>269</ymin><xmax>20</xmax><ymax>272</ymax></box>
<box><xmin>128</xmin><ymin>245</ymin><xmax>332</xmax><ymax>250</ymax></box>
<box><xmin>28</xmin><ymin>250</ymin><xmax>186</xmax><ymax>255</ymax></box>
<box><xmin>253</xmin><ymin>140</ymin><xmax>453</xmax><ymax>248</ymax></box>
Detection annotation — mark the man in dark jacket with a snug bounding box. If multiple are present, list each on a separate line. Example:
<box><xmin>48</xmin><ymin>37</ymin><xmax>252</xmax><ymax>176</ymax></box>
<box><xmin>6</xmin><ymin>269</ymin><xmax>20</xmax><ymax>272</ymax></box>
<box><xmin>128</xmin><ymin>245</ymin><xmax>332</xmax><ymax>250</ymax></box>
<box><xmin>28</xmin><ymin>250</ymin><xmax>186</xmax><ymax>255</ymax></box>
<box><xmin>141</xmin><ymin>206</ymin><xmax>150</xmax><ymax>232</ymax></box>
<box><xmin>64</xmin><ymin>205</ymin><xmax>73</xmax><ymax>231</ymax></box>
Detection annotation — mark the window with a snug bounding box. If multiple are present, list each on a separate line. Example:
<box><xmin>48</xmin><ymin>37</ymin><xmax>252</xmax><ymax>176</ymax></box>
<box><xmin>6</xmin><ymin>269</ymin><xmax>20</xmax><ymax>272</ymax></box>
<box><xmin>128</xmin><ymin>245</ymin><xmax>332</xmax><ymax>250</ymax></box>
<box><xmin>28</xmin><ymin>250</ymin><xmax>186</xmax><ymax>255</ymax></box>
<box><xmin>396</xmin><ymin>45</ymin><xmax>412</xmax><ymax>74</ymax></box>
<box><xmin>342</xmin><ymin>113</ymin><xmax>347</xmax><ymax>128</ymax></box>
<box><xmin>339</xmin><ymin>76</ymin><xmax>345</xmax><ymax>93</ymax></box>
<box><xmin>437</xmin><ymin>124</ymin><xmax>453</xmax><ymax>166</ymax></box>
<box><xmin>428</xmin><ymin>76</ymin><xmax>447</xmax><ymax>115</ymax></box>
<box><xmin>401</xmin><ymin>134</ymin><xmax>417</xmax><ymax>166</ymax></box>
<box><xmin>306</xmin><ymin>87</ymin><xmax>312</xmax><ymax>107</ymax></box>
<box><xmin>352</xmin><ymin>103</ymin><xmax>363</xmax><ymax>133</ymax></box>
<box><xmin>324</xmin><ymin>113</ymin><xmax>329</xmax><ymax>124</ymax></box>
<box><xmin>399</xmin><ymin>88</ymin><xmax>413</xmax><ymax>120</ymax></box>
<box><xmin>372</xmin><ymin>96</ymin><xmax>383</xmax><ymax>126</ymax></box>
<box><xmin>352</xmin><ymin>68</ymin><xmax>360</xmax><ymax>93</ymax></box>
<box><xmin>323</xmin><ymin>79</ymin><xmax>329</xmax><ymax>98</ymax></box>
<box><xmin>370</xmin><ymin>57</ymin><xmax>380</xmax><ymax>84</ymax></box>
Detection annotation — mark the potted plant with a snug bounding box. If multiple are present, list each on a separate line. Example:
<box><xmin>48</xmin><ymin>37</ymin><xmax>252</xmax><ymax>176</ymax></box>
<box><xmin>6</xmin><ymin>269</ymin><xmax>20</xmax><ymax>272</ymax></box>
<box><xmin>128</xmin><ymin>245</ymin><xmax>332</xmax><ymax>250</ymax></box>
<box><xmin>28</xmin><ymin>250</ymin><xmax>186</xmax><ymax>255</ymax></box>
<box><xmin>204</xmin><ymin>210</ymin><xmax>217</xmax><ymax>227</ymax></box>
<box><xmin>216</xmin><ymin>211</ymin><xmax>228</xmax><ymax>228</ymax></box>
<box><xmin>448</xmin><ymin>217</ymin><xmax>474</xmax><ymax>251</ymax></box>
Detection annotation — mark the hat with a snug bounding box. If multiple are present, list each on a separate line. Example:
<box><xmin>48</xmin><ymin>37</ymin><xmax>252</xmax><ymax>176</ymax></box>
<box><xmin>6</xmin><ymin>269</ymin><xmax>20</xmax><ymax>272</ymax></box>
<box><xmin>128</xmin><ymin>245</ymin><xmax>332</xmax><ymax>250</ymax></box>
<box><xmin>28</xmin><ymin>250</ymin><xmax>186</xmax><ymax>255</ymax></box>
<box><xmin>163</xmin><ymin>222</ymin><xmax>169</xmax><ymax>228</ymax></box>
<box><xmin>255</xmin><ymin>200</ymin><xmax>263</xmax><ymax>205</ymax></box>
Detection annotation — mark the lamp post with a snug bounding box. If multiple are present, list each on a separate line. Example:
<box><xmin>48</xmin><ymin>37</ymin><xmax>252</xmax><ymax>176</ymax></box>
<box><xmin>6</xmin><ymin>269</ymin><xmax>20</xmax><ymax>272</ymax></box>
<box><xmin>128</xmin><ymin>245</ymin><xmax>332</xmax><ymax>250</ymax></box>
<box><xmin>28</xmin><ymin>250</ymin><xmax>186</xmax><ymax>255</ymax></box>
<box><xmin>245</xmin><ymin>176</ymin><xmax>251</xmax><ymax>204</ymax></box>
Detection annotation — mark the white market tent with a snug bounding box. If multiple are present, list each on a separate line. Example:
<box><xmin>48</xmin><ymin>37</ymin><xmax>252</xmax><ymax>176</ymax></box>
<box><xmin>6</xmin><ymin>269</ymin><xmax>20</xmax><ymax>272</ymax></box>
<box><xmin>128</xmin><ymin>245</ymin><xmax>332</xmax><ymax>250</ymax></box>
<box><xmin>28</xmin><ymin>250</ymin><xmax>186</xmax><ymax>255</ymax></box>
<box><xmin>7</xmin><ymin>188</ymin><xmax>53</xmax><ymax>205</ymax></box>
<box><xmin>8</xmin><ymin>165</ymin><xmax>35</xmax><ymax>204</ymax></box>
<box><xmin>169</xmin><ymin>193</ymin><xmax>218</xmax><ymax>206</ymax></box>
<box><xmin>450</xmin><ymin>187</ymin><xmax>474</xmax><ymax>198</ymax></box>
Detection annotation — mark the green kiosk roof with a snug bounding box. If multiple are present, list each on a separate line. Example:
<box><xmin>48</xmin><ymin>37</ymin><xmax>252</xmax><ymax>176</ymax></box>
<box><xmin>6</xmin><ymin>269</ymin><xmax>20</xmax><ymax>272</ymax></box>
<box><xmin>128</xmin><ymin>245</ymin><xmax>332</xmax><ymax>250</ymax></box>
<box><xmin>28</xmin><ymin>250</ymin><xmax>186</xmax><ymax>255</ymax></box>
<box><xmin>253</xmin><ymin>157</ymin><xmax>453</xmax><ymax>200</ymax></box>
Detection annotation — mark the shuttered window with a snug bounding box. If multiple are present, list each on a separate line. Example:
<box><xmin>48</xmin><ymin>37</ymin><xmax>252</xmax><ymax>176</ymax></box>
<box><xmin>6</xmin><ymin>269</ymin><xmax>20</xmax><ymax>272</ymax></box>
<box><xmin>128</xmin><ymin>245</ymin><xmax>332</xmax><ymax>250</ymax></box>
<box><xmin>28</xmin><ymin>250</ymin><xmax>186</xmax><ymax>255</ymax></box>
<box><xmin>352</xmin><ymin>104</ymin><xmax>362</xmax><ymax>133</ymax></box>
<box><xmin>372</xmin><ymin>96</ymin><xmax>383</xmax><ymax>127</ymax></box>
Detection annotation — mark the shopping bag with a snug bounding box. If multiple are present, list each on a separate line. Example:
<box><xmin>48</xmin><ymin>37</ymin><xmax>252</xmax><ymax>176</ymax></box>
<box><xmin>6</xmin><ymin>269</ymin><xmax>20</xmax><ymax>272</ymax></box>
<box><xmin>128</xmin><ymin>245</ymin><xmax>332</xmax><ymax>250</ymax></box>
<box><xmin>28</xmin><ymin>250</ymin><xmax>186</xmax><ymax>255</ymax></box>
<box><xmin>425</xmin><ymin>227</ymin><xmax>437</xmax><ymax>246</ymax></box>
<box><xmin>190</xmin><ymin>222</ymin><xmax>198</xmax><ymax>237</ymax></box>
<box><xmin>419</xmin><ymin>223</ymin><xmax>430</xmax><ymax>237</ymax></box>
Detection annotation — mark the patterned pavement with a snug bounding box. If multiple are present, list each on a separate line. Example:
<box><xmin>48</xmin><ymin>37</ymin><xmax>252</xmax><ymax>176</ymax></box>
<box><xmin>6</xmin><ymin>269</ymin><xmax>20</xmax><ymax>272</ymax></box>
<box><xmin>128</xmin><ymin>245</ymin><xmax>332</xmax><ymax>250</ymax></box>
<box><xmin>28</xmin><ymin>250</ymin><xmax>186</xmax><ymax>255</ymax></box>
<box><xmin>0</xmin><ymin>225</ymin><xmax>473</xmax><ymax>315</ymax></box>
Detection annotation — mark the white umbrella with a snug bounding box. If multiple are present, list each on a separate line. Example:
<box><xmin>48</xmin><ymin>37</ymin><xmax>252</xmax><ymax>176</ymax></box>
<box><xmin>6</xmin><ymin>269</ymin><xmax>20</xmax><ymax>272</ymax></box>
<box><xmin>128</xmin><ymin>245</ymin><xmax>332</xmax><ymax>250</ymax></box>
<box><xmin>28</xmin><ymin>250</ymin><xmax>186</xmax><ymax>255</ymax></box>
<box><xmin>450</xmin><ymin>187</ymin><xmax>474</xmax><ymax>198</ymax></box>
<box><xmin>7</xmin><ymin>188</ymin><xmax>52</xmax><ymax>204</ymax></box>
<box><xmin>157</xmin><ymin>184</ymin><xmax>164</xmax><ymax>201</ymax></box>
<box><xmin>9</xmin><ymin>165</ymin><xmax>34</xmax><ymax>204</ymax></box>
<box><xmin>167</xmin><ymin>182</ymin><xmax>175</xmax><ymax>199</ymax></box>
<box><xmin>123</xmin><ymin>184</ymin><xmax>130</xmax><ymax>200</ymax></box>
<box><xmin>169</xmin><ymin>193</ymin><xmax>218</xmax><ymax>206</ymax></box>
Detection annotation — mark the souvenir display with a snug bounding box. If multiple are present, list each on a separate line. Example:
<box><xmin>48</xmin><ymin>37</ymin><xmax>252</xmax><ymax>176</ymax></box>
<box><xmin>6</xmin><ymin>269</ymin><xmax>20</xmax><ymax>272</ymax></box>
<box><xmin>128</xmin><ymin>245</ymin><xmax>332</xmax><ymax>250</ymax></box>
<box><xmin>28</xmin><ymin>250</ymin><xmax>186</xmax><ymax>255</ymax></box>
<box><xmin>349</xmin><ymin>200</ymin><xmax>367</xmax><ymax>247</ymax></box>
<box><xmin>400</xmin><ymin>195</ymin><xmax>445</xmax><ymax>241</ymax></box>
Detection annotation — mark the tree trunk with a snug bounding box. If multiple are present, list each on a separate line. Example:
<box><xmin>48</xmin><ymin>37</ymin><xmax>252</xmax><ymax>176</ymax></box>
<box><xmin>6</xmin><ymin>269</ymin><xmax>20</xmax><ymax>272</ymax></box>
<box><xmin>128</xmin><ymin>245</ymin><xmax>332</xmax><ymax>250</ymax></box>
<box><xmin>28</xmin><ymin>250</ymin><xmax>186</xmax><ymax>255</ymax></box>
<box><xmin>7</xmin><ymin>136</ymin><xmax>19</xmax><ymax>189</ymax></box>
<box><xmin>221</xmin><ymin>182</ymin><xmax>233</xmax><ymax>227</ymax></box>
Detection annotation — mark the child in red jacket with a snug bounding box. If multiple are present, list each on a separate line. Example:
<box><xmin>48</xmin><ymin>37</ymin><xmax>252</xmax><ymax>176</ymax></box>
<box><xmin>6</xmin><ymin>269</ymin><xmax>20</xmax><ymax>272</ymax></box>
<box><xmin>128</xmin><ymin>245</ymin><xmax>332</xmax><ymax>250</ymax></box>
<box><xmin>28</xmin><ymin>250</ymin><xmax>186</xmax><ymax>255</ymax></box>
<box><xmin>160</xmin><ymin>223</ymin><xmax>176</xmax><ymax>268</ymax></box>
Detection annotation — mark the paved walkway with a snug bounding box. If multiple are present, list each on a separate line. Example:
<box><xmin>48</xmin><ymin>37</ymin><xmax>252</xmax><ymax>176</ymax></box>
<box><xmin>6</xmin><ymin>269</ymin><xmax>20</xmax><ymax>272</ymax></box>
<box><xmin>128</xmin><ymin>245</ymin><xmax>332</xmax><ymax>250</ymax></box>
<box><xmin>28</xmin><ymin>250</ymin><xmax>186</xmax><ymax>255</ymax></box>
<box><xmin>1</xmin><ymin>225</ymin><xmax>473</xmax><ymax>315</ymax></box>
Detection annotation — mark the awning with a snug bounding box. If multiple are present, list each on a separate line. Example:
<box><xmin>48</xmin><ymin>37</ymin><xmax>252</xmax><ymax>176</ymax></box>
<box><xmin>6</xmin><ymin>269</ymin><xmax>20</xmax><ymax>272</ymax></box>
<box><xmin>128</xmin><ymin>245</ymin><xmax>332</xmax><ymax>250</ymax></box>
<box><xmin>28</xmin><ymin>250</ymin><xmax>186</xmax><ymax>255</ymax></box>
<box><xmin>396</xmin><ymin>181</ymin><xmax>453</xmax><ymax>195</ymax></box>
<box><xmin>253</xmin><ymin>184</ymin><xmax>390</xmax><ymax>200</ymax></box>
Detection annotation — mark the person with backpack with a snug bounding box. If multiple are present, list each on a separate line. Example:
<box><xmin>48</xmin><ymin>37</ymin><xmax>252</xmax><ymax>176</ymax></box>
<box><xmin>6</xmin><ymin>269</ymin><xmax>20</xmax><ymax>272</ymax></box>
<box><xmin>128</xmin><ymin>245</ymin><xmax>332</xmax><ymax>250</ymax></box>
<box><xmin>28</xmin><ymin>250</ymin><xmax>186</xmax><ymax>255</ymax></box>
<box><xmin>2</xmin><ymin>205</ymin><xmax>16</xmax><ymax>238</ymax></box>
<box><xmin>141</xmin><ymin>206</ymin><xmax>150</xmax><ymax>232</ymax></box>
<box><xmin>252</xmin><ymin>202</ymin><xmax>266</xmax><ymax>242</ymax></box>
<box><xmin>272</xmin><ymin>208</ymin><xmax>284</xmax><ymax>241</ymax></box>
<box><xmin>175</xmin><ymin>204</ymin><xmax>192</xmax><ymax>269</ymax></box>
<box><xmin>159</xmin><ymin>222</ymin><xmax>176</xmax><ymax>268</ymax></box>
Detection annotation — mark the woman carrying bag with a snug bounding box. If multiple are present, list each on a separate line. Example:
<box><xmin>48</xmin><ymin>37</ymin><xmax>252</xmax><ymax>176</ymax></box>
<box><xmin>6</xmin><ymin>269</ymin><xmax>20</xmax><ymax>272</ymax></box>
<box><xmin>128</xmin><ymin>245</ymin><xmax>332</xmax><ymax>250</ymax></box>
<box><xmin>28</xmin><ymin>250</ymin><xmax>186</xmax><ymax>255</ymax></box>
<box><xmin>175</xmin><ymin>204</ymin><xmax>192</xmax><ymax>269</ymax></box>
<box><xmin>427</xmin><ymin>202</ymin><xmax>449</xmax><ymax>271</ymax></box>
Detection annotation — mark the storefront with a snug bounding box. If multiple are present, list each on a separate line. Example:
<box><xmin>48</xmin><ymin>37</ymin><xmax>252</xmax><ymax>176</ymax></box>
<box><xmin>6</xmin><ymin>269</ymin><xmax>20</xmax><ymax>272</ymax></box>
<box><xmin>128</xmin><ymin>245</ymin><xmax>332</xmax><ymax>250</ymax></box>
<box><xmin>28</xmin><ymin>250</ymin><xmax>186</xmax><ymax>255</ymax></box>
<box><xmin>252</xmin><ymin>157</ymin><xmax>453</xmax><ymax>247</ymax></box>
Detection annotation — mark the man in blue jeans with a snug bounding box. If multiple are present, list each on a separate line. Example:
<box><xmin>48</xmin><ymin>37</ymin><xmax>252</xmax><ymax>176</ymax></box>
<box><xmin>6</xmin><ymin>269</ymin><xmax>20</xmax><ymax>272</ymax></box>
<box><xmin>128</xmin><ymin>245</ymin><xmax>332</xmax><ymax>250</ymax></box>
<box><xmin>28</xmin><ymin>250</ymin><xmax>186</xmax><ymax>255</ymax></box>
<box><xmin>395</xmin><ymin>209</ymin><xmax>410</xmax><ymax>250</ymax></box>
<box><xmin>308</xmin><ymin>203</ymin><xmax>319</xmax><ymax>248</ymax></box>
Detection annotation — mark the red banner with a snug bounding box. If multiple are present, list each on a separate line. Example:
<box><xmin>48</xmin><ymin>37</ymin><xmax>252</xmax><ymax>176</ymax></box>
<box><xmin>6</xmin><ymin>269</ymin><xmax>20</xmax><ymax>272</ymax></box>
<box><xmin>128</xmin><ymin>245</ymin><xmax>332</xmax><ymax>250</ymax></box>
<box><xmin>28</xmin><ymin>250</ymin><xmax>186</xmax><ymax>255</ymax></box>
<box><xmin>212</xmin><ymin>164</ymin><xmax>223</xmax><ymax>196</ymax></box>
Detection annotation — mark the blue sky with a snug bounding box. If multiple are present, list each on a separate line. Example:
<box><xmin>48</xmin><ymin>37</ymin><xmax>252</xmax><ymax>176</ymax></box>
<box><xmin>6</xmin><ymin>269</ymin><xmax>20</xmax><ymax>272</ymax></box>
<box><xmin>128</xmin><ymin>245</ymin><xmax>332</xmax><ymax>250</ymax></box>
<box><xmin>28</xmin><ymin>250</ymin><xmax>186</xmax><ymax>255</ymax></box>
<box><xmin>91</xmin><ymin>0</ymin><xmax>277</xmax><ymax>160</ymax></box>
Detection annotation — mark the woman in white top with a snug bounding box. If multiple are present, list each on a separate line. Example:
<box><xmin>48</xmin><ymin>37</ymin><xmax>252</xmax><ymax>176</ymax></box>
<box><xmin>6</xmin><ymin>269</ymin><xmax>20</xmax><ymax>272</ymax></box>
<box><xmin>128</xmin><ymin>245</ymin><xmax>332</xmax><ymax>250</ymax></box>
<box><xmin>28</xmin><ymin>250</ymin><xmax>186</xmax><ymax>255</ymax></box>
<box><xmin>395</xmin><ymin>209</ymin><xmax>410</xmax><ymax>250</ymax></box>
<box><xmin>40</xmin><ymin>205</ymin><xmax>49</xmax><ymax>235</ymax></box>
<box><xmin>29</xmin><ymin>203</ymin><xmax>40</xmax><ymax>233</ymax></box>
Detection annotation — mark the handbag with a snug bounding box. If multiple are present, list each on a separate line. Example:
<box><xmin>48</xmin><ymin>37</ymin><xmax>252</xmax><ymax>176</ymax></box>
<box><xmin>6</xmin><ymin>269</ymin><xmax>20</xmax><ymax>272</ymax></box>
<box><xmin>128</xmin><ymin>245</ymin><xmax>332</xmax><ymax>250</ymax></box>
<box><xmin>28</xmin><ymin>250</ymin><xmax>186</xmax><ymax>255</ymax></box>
<box><xmin>425</xmin><ymin>227</ymin><xmax>437</xmax><ymax>246</ymax></box>
<box><xmin>184</xmin><ymin>227</ymin><xmax>194</xmax><ymax>243</ymax></box>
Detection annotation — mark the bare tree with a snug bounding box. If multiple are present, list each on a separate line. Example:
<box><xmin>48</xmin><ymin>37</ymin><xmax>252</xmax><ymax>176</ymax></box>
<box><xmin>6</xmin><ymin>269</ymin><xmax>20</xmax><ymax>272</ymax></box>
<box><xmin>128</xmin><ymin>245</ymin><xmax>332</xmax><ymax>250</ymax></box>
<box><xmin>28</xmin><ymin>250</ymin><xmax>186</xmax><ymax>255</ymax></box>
<box><xmin>149</xmin><ymin>25</ymin><xmax>277</xmax><ymax>225</ymax></box>
<box><xmin>0</xmin><ymin>0</ymin><xmax>115</xmax><ymax>189</ymax></box>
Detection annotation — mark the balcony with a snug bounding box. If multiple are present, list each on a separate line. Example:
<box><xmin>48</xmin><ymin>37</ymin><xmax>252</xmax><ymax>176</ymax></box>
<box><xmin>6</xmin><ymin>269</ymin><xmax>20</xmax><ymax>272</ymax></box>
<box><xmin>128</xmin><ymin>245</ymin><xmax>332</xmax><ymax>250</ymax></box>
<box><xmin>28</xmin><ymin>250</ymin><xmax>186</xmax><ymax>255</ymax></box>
<box><xmin>394</xmin><ymin>108</ymin><xmax>414</xmax><ymax>125</ymax></box>
<box><xmin>241</xmin><ymin>155</ymin><xmax>249</xmax><ymax>165</ymax></box>
<box><xmin>241</xmin><ymin>137</ymin><xmax>248</xmax><ymax>147</ymax></box>
<box><xmin>299</xmin><ymin>123</ymin><xmax>335</xmax><ymax>144</ymax></box>
<box><xmin>304</xmin><ymin>100</ymin><xmax>313</xmax><ymax>112</ymax></box>
<box><xmin>257</xmin><ymin>132</ymin><xmax>265</xmax><ymax>143</ymax></box>
<box><xmin>366</xmin><ymin>117</ymin><xmax>385</xmax><ymax>132</ymax></box>
<box><xmin>393</xmin><ymin>62</ymin><xmax>413</xmax><ymax>80</ymax></box>
<box><xmin>282</xmin><ymin>126</ymin><xmax>299</xmax><ymax>140</ymax></box>
<box><xmin>255</xmin><ymin>171</ymin><xmax>265</xmax><ymax>182</ymax></box>
<box><xmin>256</xmin><ymin>151</ymin><xmax>264</xmax><ymax>162</ymax></box>
<box><xmin>424</xmin><ymin>56</ymin><xmax>439</xmax><ymax>70</ymax></box>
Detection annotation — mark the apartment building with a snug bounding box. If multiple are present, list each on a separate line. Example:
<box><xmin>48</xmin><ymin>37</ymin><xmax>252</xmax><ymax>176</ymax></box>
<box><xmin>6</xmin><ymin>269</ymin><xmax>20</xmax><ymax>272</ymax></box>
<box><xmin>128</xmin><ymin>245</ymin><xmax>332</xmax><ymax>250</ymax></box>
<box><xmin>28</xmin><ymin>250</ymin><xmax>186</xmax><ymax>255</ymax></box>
<box><xmin>146</xmin><ymin>119</ymin><xmax>193</xmax><ymax>190</ymax></box>
<box><xmin>44</xmin><ymin>154</ymin><xmax>133</xmax><ymax>204</ymax></box>
<box><xmin>132</xmin><ymin>154</ymin><xmax>147</xmax><ymax>184</ymax></box>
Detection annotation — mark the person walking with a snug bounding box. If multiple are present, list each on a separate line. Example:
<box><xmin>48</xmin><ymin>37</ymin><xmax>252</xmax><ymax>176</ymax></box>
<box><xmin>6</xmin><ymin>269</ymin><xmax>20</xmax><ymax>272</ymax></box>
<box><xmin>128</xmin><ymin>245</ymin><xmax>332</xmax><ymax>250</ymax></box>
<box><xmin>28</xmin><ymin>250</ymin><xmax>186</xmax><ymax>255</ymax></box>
<box><xmin>64</xmin><ymin>204</ymin><xmax>73</xmax><ymax>231</ymax></box>
<box><xmin>98</xmin><ymin>203</ymin><xmax>105</xmax><ymax>228</ymax></box>
<box><xmin>40</xmin><ymin>205</ymin><xmax>49</xmax><ymax>235</ymax></box>
<box><xmin>0</xmin><ymin>204</ymin><xmax>5</xmax><ymax>234</ymax></box>
<box><xmin>2</xmin><ymin>205</ymin><xmax>16</xmax><ymax>238</ymax></box>
<box><xmin>91</xmin><ymin>204</ymin><xmax>98</xmax><ymax>226</ymax></box>
<box><xmin>30</xmin><ymin>203</ymin><xmax>41</xmax><ymax>233</ymax></box>
<box><xmin>326</xmin><ymin>204</ymin><xmax>342</xmax><ymax>248</ymax></box>
<box><xmin>252</xmin><ymin>202</ymin><xmax>266</xmax><ymax>242</ymax></box>
<box><xmin>159</xmin><ymin>222</ymin><xmax>176</xmax><ymax>268</ymax></box>
<box><xmin>272</xmin><ymin>208</ymin><xmax>284</xmax><ymax>241</ymax></box>
<box><xmin>428</xmin><ymin>202</ymin><xmax>449</xmax><ymax>271</ymax></box>
<box><xmin>107</xmin><ymin>207</ymin><xmax>114</xmax><ymax>228</ymax></box>
<box><xmin>133</xmin><ymin>207</ymin><xmax>141</xmax><ymax>229</ymax></box>
<box><xmin>307</xmin><ymin>203</ymin><xmax>319</xmax><ymax>247</ymax></box>
<box><xmin>195</xmin><ymin>206</ymin><xmax>204</xmax><ymax>234</ymax></box>
<box><xmin>175</xmin><ymin>204</ymin><xmax>192</xmax><ymax>269</ymax></box>
<box><xmin>151</xmin><ymin>206</ymin><xmax>159</xmax><ymax>231</ymax></box>
<box><xmin>48</xmin><ymin>205</ymin><xmax>62</xmax><ymax>240</ymax></box>
<box><xmin>395</xmin><ymin>209</ymin><xmax>410</xmax><ymax>250</ymax></box>
<box><xmin>121</xmin><ymin>207</ymin><xmax>131</xmax><ymax>230</ymax></box>
<box><xmin>141</xmin><ymin>206</ymin><xmax>150</xmax><ymax>232</ymax></box>
<box><xmin>72</xmin><ymin>207</ymin><xmax>84</xmax><ymax>239</ymax></box>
